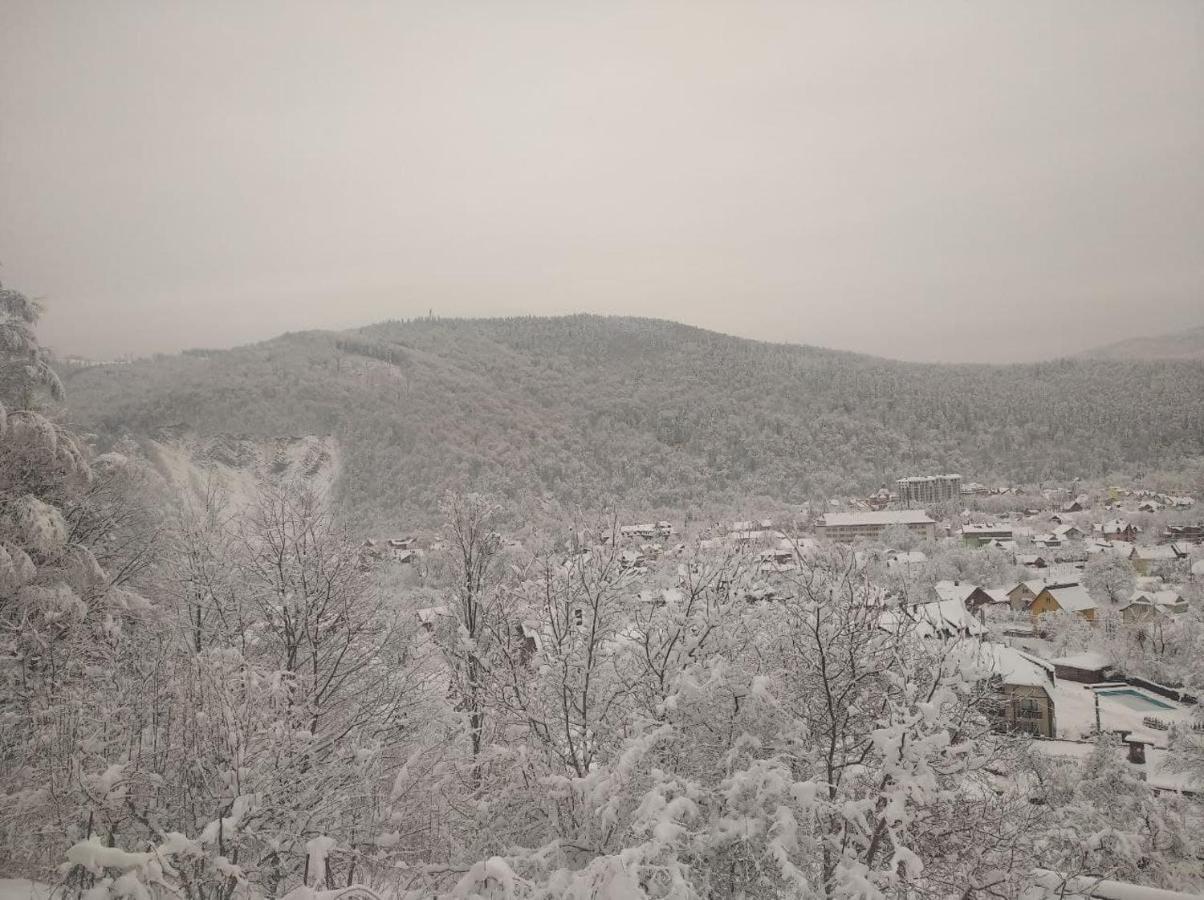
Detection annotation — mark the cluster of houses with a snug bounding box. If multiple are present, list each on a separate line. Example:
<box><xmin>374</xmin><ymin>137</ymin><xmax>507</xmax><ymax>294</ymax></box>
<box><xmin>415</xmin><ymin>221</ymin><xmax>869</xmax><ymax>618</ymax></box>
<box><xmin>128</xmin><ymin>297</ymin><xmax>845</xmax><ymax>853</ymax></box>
<box><xmin>799</xmin><ymin>490</ymin><xmax>1203</xmax><ymax>769</ymax></box>
<box><xmin>887</xmin><ymin>572</ymin><xmax>1202</xmax><ymax>793</ymax></box>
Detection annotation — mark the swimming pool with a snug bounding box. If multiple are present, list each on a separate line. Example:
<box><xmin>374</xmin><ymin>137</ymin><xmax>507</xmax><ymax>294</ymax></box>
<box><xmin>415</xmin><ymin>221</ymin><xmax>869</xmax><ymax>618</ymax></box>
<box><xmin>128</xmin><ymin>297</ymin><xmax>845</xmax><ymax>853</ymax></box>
<box><xmin>1097</xmin><ymin>688</ymin><xmax>1175</xmax><ymax>712</ymax></box>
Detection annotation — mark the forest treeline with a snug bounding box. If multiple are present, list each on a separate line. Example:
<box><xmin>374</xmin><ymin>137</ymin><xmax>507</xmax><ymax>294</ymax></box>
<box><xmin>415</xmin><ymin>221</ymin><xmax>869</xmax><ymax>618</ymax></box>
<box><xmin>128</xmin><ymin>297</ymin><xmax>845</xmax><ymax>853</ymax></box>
<box><xmin>61</xmin><ymin>315</ymin><xmax>1204</xmax><ymax>527</ymax></box>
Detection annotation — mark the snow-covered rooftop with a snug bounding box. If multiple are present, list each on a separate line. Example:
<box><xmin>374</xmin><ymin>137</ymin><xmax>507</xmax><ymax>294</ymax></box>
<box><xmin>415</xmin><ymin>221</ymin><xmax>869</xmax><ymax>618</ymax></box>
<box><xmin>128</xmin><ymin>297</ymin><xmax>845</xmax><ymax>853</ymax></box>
<box><xmin>820</xmin><ymin>510</ymin><xmax>934</xmax><ymax>527</ymax></box>
<box><xmin>1049</xmin><ymin>651</ymin><xmax>1112</xmax><ymax>671</ymax></box>
<box><xmin>961</xmin><ymin>522</ymin><xmax>1013</xmax><ymax>534</ymax></box>
<box><xmin>1041</xmin><ymin>584</ymin><xmax>1096</xmax><ymax>613</ymax></box>
<box><xmin>932</xmin><ymin>580</ymin><xmax>978</xmax><ymax>604</ymax></box>
<box><xmin>983</xmin><ymin>643</ymin><xmax>1054</xmax><ymax>688</ymax></box>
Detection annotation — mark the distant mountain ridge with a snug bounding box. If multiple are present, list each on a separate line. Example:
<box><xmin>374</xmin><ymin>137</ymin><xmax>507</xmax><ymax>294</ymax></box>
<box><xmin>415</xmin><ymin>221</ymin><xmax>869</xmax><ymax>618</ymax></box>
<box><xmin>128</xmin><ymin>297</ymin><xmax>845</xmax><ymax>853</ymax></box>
<box><xmin>1080</xmin><ymin>324</ymin><xmax>1204</xmax><ymax>361</ymax></box>
<box><xmin>59</xmin><ymin>315</ymin><xmax>1204</xmax><ymax>528</ymax></box>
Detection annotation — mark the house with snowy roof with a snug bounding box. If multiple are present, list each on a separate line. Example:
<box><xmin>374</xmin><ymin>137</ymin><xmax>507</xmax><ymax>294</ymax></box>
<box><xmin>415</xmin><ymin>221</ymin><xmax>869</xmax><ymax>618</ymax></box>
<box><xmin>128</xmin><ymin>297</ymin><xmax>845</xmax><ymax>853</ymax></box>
<box><xmin>1048</xmin><ymin>651</ymin><xmax>1113</xmax><ymax>683</ymax></box>
<box><xmin>1163</xmin><ymin>523</ymin><xmax>1204</xmax><ymax>543</ymax></box>
<box><xmin>1129</xmin><ymin>543</ymin><xmax>1188</xmax><ymax>574</ymax></box>
<box><xmin>1052</xmin><ymin>523</ymin><xmax>1084</xmax><ymax>541</ymax></box>
<box><xmin>1007</xmin><ymin>579</ymin><xmax>1058</xmax><ymax>612</ymax></box>
<box><xmin>1032</xmin><ymin>532</ymin><xmax>1065</xmax><ymax>549</ymax></box>
<box><xmin>1095</xmin><ymin>519</ymin><xmax>1140</xmax><ymax>542</ymax></box>
<box><xmin>931</xmin><ymin>579</ymin><xmax>996</xmax><ymax>612</ymax></box>
<box><xmin>1119</xmin><ymin>590</ymin><xmax>1187</xmax><ymax>625</ymax></box>
<box><xmin>889</xmin><ymin>598</ymin><xmax>986</xmax><ymax>641</ymax></box>
<box><xmin>983</xmin><ymin>643</ymin><xmax>1058</xmax><ymax>738</ymax></box>
<box><xmin>1029</xmin><ymin>583</ymin><xmax>1097</xmax><ymax>623</ymax></box>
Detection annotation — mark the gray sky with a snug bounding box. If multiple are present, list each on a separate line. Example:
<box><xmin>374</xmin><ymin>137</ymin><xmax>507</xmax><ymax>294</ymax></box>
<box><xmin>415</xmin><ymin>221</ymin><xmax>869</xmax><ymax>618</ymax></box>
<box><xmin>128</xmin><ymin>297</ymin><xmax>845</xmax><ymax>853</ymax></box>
<box><xmin>1</xmin><ymin>1</ymin><xmax>1201</xmax><ymax>364</ymax></box>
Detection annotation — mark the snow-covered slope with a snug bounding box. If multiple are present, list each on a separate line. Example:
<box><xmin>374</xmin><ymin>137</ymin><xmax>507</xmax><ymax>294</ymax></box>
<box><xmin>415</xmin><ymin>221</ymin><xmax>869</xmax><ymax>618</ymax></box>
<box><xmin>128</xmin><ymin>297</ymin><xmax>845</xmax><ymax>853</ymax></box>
<box><xmin>144</xmin><ymin>433</ymin><xmax>340</xmax><ymax>512</ymax></box>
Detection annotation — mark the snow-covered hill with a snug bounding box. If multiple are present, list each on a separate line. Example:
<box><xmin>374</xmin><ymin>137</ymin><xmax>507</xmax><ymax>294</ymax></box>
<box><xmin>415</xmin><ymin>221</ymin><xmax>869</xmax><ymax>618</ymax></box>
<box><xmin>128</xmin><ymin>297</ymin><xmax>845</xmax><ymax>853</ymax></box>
<box><xmin>60</xmin><ymin>315</ymin><xmax>1204</xmax><ymax>528</ymax></box>
<box><xmin>1081</xmin><ymin>324</ymin><xmax>1204</xmax><ymax>361</ymax></box>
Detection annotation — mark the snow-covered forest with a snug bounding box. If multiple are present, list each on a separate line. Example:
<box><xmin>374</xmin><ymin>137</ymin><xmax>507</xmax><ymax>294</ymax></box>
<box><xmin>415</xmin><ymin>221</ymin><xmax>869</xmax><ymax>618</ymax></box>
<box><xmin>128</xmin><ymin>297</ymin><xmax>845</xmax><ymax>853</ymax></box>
<box><xmin>60</xmin><ymin>316</ymin><xmax>1204</xmax><ymax>529</ymax></box>
<box><xmin>6</xmin><ymin>284</ymin><xmax>1204</xmax><ymax>899</ymax></box>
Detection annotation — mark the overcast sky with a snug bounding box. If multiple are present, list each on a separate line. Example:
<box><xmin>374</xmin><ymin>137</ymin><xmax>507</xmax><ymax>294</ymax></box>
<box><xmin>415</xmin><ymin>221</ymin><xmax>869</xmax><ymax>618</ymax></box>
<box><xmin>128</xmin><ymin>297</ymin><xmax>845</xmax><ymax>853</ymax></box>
<box><xmin>1</xmin><ymin>1</ymin><xmax>1201</xmax><ymax>364</ymax></box>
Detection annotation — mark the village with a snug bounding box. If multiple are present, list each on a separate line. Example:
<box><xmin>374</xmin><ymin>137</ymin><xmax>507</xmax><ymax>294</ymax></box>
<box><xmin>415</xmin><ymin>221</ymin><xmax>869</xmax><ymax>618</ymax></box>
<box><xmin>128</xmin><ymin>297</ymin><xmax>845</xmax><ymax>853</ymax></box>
<box><xmin>362</xmin><ymin>474</ymin><xmax>1204</xmax><ymax>810</ymax></box>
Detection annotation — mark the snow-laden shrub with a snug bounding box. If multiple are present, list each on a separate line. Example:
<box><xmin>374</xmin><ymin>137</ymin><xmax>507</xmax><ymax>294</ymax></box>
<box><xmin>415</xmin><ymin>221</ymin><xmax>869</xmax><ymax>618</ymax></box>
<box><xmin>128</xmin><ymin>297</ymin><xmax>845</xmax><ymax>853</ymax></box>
<box><xmin>17</xmin><ymin>583</ymin><xmax>87</xmax><ymax>625</ymax></box>
<box><xmin>1</xmin><ymin>494</ymin><xmax>70</xmax><ymax>556</ymax></box>
<box><xmin>0</xmin><ymin>541</ymin><xmax>37</xmax><ymax>593</ymax></box>
<box><xmin>0</xmin><ymin>411</ymin><xmax>92</xmax><ymax>498</ymax></box>
<box><xmin>42</xmin><ymin>545</ymin><xmax>109</xmax><ymax>596</ymax></box>
<box><xmin>6</xmin><ymin>409</ymin><xmax>59</xmax><ymax>455</ymax></box>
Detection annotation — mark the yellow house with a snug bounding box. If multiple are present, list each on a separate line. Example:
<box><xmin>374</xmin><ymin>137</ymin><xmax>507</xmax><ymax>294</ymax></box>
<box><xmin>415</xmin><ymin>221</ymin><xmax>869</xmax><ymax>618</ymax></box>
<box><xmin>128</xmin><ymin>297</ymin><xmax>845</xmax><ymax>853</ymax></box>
<box><xmin>1030</xmin><ymin>584</ymin><xmax>1096</xmax><ymax>624</ymax></box>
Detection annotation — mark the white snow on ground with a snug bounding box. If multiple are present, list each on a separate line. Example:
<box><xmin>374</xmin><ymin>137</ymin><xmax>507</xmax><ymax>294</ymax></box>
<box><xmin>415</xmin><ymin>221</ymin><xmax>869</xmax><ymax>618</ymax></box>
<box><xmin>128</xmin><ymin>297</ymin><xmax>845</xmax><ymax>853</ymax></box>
<box><xmin>147</xmin><ymin>434</ymin><xmax>340</xmax><ymax>511</ymax></box>
<box><xmin>1031</xmin><ymin>740</ymin><xmax>1200</xmax><ymax>794</ymax></box>
<box><xmin>0</xmin><ymin>880</ymin><xmax>52</xmax><ymax>900</ymax></box>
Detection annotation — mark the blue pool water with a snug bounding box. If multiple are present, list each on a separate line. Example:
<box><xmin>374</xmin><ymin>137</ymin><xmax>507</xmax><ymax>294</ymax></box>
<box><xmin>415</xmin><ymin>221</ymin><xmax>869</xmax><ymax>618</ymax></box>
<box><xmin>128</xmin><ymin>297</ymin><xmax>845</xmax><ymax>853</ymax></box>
<box><xmin>1097</xmin><ymin>689</ymin><xmax>1175</xmax><ymax>712</ymax></box>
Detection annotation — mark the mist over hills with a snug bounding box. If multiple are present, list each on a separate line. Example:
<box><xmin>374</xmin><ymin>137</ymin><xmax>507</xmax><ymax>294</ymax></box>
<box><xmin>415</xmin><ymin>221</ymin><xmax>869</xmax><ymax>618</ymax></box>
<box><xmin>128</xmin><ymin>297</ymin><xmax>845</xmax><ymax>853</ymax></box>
<box><xmin>60</xmin><ymin>315</ymin><xmax>1204</xmax><ymax>528</ymax></box>
<box><xmin>1080</xmin><ymin>323</ymin><xmax>1204</xmax><ymax>361</ymax></box>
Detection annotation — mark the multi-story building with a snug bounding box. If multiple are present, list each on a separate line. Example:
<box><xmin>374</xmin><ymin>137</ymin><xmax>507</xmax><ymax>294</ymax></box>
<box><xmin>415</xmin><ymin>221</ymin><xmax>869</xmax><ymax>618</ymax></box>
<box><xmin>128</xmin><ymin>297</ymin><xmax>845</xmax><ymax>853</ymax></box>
<box><xmin>960</xmin><ymin>523</ymin><xmax>1015</xmax><ymax>546</ymax></box>
<box><xmin>895</xmin><ymin>474</ymin><xmax>962</xmax><ymax>507</ymax></box>
<box><xmin>816</xmin><ymin>510</ymin><xmax>936</xmax><ymax>543</ymax></box>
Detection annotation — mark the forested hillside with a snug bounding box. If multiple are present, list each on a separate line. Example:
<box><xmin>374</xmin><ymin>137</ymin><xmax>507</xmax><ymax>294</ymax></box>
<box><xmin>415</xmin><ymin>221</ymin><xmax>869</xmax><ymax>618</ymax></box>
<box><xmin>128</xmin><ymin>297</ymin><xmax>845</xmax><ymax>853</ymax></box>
<box><xmin>62</xmin><ymin>316</ymin><xmax>1204</xmax><ymax>526</ymax></box>
<box><xmin>1081</xmin><ymin>324</ymin><xmax>1204</xmax><ymax>361</ymax></box>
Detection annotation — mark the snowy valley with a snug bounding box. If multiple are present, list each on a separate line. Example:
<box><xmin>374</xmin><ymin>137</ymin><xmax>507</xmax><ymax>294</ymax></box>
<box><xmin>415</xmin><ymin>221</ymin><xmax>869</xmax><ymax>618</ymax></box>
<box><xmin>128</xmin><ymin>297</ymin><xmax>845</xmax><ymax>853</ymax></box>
<box><xmin>4</xmin><ymin>289</ymin><xmax>1204</xmax><ymax>900</ymax></box>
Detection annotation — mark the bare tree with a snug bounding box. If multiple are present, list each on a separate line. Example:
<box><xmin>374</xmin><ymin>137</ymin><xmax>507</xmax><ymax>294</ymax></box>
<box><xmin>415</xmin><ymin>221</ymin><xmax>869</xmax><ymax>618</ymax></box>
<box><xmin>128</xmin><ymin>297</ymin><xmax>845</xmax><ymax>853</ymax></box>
<box><xmin>439</xmin><ymin>492</ymin><xmax>505</xmax><ymax>779</ymax></box>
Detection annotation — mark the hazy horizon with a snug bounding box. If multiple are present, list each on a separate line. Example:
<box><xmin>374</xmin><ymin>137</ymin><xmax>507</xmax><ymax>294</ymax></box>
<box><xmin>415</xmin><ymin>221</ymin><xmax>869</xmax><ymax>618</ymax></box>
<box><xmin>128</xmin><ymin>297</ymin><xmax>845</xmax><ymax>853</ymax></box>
<box><xmin>3</xmin><ymin>1</ymin><xmax>1202</xmax><ymax>364</ymax></box>
<box><xmin>32</xmin><ymin>308</ymin><xmax>1204</xmax><ymax>367</ymax></box>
